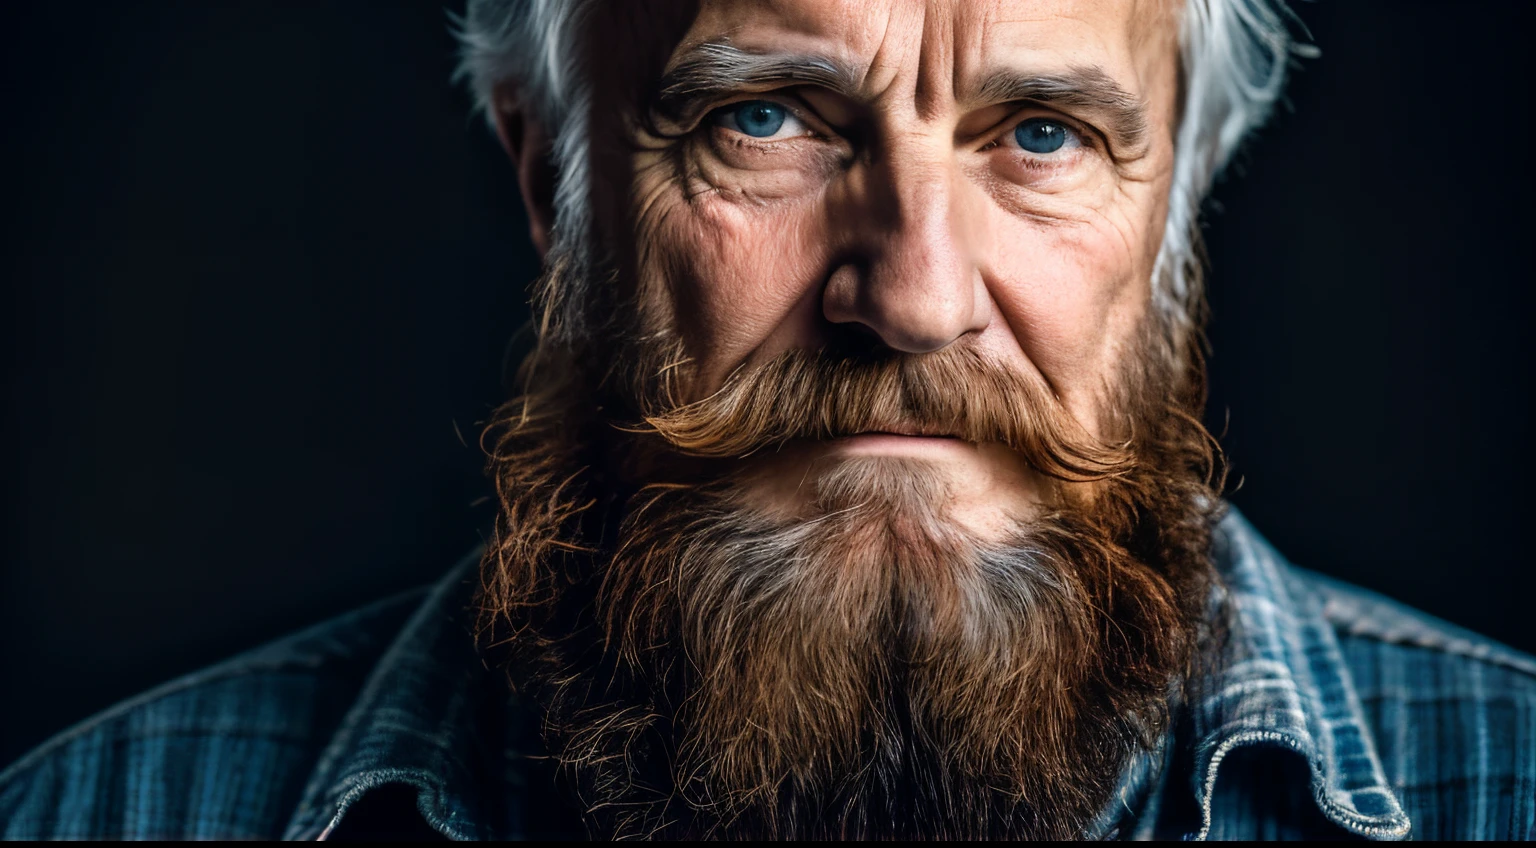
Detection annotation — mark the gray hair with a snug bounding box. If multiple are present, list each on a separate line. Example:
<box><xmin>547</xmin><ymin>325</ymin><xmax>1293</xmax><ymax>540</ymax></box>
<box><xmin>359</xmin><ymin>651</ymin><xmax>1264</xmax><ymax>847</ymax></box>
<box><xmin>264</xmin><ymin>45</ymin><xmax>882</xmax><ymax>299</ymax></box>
<box><xmin>453</xmin><ymin>0</ymin><xmax>1310</xmax><ymax>344</ymax></box>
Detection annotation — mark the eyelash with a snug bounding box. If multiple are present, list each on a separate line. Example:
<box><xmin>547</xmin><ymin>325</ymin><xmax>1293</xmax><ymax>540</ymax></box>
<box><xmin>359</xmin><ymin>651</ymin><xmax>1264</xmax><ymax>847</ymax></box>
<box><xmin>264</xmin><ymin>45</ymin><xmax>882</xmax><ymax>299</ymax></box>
<box><xmin>982</xmin><ymin>114</ymin><xmax>1095</xmax><ymax>154</ymax></box>
<box><xmin>702</xmin><ymin>96</ymin><xmax>1099</xmax><ymax>170</ymax></box>
<box><xmin>707</xmin><ymin>97</ymin><xmax>820</xmax><ymax>144</ymax></box>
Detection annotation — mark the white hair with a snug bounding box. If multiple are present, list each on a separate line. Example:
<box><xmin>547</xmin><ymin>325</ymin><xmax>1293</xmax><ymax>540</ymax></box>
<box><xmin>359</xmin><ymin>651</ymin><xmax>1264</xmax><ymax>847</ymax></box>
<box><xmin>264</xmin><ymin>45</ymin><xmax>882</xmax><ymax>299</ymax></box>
<box><xmin>453</xmin><ymin>0</ymin><xmax>1311</xmax><ymax>344</ymax></box>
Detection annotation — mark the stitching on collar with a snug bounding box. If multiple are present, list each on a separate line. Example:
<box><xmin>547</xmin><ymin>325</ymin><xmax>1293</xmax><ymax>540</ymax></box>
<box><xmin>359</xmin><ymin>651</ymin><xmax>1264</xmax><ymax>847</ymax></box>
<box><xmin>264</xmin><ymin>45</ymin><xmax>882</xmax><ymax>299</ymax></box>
<box><xmin>1191</xmin><ymin>509</ymin><xmax>1411</xmax><ymax>840</ymax></box>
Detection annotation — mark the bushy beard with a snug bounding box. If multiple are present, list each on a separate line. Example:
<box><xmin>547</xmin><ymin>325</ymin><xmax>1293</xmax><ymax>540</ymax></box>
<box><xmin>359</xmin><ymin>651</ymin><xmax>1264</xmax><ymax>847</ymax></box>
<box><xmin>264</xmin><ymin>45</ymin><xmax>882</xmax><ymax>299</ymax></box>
<box><xmin>478</xmin><ymin>261</ymin><xmax>1224</xmax><ymax>839</ymax></box>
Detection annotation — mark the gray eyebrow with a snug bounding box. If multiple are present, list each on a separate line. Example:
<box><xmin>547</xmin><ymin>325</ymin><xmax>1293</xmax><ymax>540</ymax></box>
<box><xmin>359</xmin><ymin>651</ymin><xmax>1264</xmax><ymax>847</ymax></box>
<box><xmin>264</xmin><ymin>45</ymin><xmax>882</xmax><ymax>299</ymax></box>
<box><xmin>974</xmin><ymin>66</ymin><xmax>1149</xmax><ymax>153</ymax></box>
<box><xmin>652</xmin><ymin>41</ymin><xmax>862</xmax><ymax>126</ymax></box>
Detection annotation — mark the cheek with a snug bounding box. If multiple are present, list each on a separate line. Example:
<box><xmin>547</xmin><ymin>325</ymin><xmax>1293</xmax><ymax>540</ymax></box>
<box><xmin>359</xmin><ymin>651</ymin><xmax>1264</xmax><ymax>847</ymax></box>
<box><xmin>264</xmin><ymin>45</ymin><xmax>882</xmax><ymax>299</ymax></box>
<box><xmin>639</xmin><ymin>181</ymin><xmax>833</xmax><ymax>397</ymax></box>
<box><xmin>985</xmin><ymin>210</ymin><xmax>1152</xmax><ymax>407</ymax></box>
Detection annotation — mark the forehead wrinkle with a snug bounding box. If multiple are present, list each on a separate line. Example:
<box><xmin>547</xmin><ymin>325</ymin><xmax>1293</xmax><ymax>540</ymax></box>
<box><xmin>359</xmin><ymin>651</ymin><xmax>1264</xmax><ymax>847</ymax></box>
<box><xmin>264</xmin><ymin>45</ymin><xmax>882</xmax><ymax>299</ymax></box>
<box><xmin>913</xmin><ymin>3</ymin><xmax>954</xmax><ymax>121</ymax></box>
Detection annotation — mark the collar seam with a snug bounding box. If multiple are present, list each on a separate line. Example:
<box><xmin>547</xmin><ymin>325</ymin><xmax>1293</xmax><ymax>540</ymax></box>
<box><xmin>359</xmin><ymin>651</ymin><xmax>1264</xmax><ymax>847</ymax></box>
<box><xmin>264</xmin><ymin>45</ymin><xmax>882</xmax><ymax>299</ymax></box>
<box><xmin>1196</xmin><ymin>730</ymin><xmax>1411</xmax><ymax>841</ymax></box>
<box><xmin>1193</xmin><ymin>509</ymin><xmax>1411</xmax><ymax>840</ymax></box>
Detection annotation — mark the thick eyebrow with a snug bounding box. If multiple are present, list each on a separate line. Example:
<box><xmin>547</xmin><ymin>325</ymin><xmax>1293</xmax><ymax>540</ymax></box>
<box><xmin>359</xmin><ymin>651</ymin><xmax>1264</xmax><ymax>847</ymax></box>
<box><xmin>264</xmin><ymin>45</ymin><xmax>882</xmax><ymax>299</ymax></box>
<box><xmin>974</xmin><ymin>66</ymin><xmax>1149</xmax><ymax>153</ymax></box>
<box><xmin>651</xmin><ymin>41</ymin><xmax>862</xmax><ymax>127</ymax></box>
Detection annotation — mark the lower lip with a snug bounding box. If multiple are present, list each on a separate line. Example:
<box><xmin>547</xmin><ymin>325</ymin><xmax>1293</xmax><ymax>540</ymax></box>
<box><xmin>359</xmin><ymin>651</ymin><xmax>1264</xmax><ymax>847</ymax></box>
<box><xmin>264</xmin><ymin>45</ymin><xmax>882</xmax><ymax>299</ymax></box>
<box><xmin>828</xmin><ymin>434</ymin><xmax>973</xmax><ymax>458</ymax></box>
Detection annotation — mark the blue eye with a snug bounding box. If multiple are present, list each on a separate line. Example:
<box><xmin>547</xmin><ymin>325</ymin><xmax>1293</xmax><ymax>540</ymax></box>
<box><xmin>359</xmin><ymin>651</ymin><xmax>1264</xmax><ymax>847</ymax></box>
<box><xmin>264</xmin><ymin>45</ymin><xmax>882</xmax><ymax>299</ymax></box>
<box><xmin>1014</xmin><ymin>118</ymin><xmax>1070</xmax><ymax>154</ymax></box>
<box><xmin>716</xmin><ymin>100</ymin><xmax>788</xmax><ymax>138</ymax></box>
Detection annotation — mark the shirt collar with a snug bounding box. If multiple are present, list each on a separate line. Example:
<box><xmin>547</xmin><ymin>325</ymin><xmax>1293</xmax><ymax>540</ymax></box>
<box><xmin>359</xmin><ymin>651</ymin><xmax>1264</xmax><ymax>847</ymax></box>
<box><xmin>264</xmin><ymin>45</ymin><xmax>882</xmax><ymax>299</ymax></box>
<box><xmin>1191</xmin><ymin>507</ymin><xmax>1411</xmax><ymax>840</ymax></box>
<box><xmin>282</xmin><ymin>548</ymin><xmax>509</xmax><ymax>841</ymax></box>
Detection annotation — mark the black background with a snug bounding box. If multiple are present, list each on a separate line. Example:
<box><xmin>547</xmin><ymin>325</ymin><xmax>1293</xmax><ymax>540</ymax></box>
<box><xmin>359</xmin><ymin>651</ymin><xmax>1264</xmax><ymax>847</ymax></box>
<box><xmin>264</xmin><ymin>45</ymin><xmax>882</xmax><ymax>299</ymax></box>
<box><xmin>3</xmin><ymin>1</ymin><xmax>1533</xmax><ymax>766</ymax></box>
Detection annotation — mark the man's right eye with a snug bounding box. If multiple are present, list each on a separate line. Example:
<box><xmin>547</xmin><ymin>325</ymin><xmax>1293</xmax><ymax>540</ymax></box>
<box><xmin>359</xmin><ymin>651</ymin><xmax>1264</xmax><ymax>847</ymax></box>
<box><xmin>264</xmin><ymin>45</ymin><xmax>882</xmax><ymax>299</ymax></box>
<box><xmin>710</xmin><ymin>100</ymin><xmax>806</xmax><ymax>140</ymax></box>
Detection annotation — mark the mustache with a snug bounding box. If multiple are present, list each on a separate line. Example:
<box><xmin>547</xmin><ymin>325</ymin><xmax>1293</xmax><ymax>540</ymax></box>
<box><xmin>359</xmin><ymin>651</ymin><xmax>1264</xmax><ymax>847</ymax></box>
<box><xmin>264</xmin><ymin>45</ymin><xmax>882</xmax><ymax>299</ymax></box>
<box><xmin>640</xmin><ymin>345</ymin><xmax>1133</xmax><ymax>482</ymax></box>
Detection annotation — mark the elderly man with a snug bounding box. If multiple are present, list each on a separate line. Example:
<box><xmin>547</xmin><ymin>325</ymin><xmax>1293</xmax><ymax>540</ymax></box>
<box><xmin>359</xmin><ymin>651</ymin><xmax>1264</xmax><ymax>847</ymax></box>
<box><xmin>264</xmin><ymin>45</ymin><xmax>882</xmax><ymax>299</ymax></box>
<box><xmin>4</xmin><ymin>0</ymin><xmax>1534</xmax><ymax>840</ymax></box>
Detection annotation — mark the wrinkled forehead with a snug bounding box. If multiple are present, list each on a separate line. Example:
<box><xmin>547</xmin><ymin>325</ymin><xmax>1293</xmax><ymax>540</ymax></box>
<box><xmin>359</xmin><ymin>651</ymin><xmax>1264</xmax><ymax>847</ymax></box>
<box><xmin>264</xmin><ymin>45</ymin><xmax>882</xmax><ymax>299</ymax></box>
<box><xmin>671</xmin><ymin>0</ymin><xmax>1180</xmax><ymax>113</ymax></box>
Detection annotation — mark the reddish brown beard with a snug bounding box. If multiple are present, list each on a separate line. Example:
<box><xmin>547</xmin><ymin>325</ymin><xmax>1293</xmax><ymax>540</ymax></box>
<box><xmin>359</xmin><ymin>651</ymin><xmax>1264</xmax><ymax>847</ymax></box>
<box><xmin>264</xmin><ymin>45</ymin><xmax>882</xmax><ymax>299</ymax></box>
<box><xmin>479</xmin><ymin>299</ymin><xmax>1225</xmax><ymax>839</ymax></box>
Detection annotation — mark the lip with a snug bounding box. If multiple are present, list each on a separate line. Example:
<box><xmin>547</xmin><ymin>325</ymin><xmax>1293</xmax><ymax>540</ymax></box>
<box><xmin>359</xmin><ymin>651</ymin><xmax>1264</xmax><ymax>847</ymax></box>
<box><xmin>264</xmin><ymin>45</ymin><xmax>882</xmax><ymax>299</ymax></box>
<box><xmin>827</xmin><ymin>433</ymin><xmax>972</xmax><ymax>458</ymax></box>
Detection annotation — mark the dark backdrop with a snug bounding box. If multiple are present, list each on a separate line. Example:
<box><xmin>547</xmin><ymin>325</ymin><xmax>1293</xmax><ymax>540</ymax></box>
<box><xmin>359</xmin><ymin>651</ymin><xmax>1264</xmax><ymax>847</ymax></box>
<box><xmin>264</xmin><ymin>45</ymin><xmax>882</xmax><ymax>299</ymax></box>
<box><xmin>3</xmin><ymin>1</ymin><xmax>1533</xmax><ymax>766</ymax></box>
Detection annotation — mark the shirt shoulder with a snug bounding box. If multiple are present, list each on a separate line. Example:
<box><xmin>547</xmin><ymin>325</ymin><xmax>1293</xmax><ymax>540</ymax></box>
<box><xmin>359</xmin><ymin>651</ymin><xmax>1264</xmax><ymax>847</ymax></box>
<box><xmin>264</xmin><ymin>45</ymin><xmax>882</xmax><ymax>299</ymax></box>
<box><xmin>1292</xmin><ymin>567</ymin><xmax>1536</xmax><ymax>840</ymax></box>
<box><xmin>0</xmin><ymin>589</ymin><xmax>425</xmax><ymax>840</ymax></box>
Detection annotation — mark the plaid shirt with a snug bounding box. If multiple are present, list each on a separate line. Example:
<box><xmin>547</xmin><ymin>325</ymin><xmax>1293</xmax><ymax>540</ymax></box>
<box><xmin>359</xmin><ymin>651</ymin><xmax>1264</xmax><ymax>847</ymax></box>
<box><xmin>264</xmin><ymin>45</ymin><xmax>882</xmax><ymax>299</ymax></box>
<box><xmin>4</xmin><ymin>508</ymin><xmax>1534</xmax><ymax>840</ymax></box>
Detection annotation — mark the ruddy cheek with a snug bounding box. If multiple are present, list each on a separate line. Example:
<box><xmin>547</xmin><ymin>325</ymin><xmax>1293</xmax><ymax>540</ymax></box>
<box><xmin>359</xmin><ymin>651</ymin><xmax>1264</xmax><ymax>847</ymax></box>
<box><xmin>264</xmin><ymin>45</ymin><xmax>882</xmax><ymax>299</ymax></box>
<box><xmin>987</xmin><ymin>220</ymin><xmax>1133</xmax><ymax>385</ymax></box>
<box><xmin>662</xmin><ymin>197</ymin><xmax>828</xmax><ymax>395</ymax></box>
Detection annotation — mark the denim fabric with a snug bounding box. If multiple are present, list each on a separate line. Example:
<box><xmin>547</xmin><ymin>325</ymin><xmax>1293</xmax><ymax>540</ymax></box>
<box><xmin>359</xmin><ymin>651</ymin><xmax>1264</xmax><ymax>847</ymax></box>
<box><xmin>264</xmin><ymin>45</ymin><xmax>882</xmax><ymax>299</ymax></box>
<box><xmin>3</xmin><ymin>509</ymin><xmax>1533</xmax><ymax>840</ymax></box>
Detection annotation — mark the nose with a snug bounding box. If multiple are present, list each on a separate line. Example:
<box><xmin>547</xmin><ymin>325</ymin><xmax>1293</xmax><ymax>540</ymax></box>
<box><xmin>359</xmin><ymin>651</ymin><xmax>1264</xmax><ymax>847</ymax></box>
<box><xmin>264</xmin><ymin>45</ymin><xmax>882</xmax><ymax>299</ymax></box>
<box><xmin>823</xmin><ymin>151</ymin><xmax>989</xmax><ymax>353</ymax></box>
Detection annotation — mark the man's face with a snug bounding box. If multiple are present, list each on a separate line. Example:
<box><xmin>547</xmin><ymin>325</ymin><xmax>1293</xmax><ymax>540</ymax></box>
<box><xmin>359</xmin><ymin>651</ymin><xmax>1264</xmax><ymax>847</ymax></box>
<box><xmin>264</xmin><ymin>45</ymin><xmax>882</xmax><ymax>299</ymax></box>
<box><xmin>619</xmin><ymin>0</ymin><xmax>1180</xmax><ymax>533</ymax></box>
<box><xmin>485</xmin><ymin>1</ymin><xmax>1216</xmax><ymax>838</ymax></box>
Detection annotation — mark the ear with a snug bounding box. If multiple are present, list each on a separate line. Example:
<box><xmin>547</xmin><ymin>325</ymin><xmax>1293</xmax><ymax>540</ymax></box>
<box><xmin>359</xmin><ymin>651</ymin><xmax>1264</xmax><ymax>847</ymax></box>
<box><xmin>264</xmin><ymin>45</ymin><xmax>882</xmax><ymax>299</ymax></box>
<box><xmin>491</xmin><ymin>84</ymin><xmax>556</xmax><ymax>259</ymax></box>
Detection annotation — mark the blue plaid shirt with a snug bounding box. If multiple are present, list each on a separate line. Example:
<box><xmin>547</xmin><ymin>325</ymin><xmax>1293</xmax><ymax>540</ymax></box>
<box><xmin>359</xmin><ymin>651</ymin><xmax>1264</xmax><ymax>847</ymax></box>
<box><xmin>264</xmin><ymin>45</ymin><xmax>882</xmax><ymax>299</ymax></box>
<box><xmin>4</xmin><ymin>508</ymin><xmax>1534</xmax><ymax>840</ymax></box>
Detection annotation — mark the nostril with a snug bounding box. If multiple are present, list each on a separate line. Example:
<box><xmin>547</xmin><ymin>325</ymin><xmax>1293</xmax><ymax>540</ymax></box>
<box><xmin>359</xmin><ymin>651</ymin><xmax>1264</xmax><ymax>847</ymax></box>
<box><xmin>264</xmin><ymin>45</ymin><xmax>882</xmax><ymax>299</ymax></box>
<box><xmin>822</xmin><ymin>319</ymin><xmax>921</xmax><ymax>360</ymax></box>
<box><xmin>825</xmin><ymin>297</ymin><xmax>976</xmax><ymax>355</ymax></box>
<box><xmin>831</xmin><ymin>320</ymin><xmax>886</xmax><ymax>347</ymax></box>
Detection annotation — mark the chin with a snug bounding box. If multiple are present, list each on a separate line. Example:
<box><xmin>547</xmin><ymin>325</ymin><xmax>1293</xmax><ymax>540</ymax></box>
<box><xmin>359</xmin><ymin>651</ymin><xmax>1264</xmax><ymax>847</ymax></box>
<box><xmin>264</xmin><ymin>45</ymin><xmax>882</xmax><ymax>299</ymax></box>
<box><xmin>739</xmin><ymin>444</ymin><xmax>1044</xmax><ymax>543</ymax></box>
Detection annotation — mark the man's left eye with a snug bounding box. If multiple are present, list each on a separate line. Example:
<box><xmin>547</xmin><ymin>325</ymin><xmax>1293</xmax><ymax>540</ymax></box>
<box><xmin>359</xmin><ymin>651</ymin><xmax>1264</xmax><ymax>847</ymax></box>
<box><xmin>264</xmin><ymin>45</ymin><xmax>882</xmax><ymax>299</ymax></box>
<box><xmin>1011</xmin><ymin>118</ymin><xmax>1081</xmax><ymax>155</ymax></box>
<box><xmin>711</xmin><ymin>100</ymin><xmax>806</xmax><ymax>140</ymax></box>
